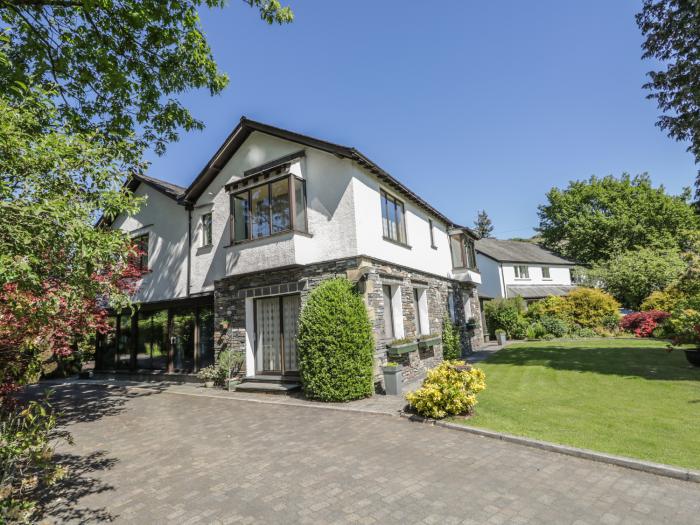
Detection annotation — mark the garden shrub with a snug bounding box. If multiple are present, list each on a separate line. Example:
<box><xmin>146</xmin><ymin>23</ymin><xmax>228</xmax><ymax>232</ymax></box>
<box><xmin>574</xmin><ymin>327</ymin><xmax>598</xmax><ymax>338</ymax></box>
<box><xmin>665</xmin><ymin>300</ymin><xmax>700</xmax><ymax>346</ymax></box>
<box><xmin>640</xmin><ymin>288</ymin><xmax>685</xmax><ymax>313</ymax></box>
<box><xmin>297</xmin><ymin>278</ymin><xmax>374</xmax><ymax>401</ymax></box>
<box><xmin>540</xmin><ymin>315</ymin><xmax>569</xmax><ymax>338</ymax></box>
<box><xmin>566</xmin><ymin>287</ymin><xmax>620</xmax><ymax>328</ymax></box>
<box><xmin>484</xmin><ymin>297</ymin><xmax>527</xmax><ymax>338</ymax></box>
<box><xmin>619</xmin><ymin>310</ymin><xmax>671</xmax><ymax>338</ymax></box>
<box><xmin>526</xmin><ymin>295</ymin><xmax>574</xmax><ymax>324</ymax></box>
<box><xmin>405</xmin><ymin>360</ymin><xmax>486</xmax><ymax>419</ymax></box>
<box><xmin>441</xmin><ymin>316</ymin><xmax>461</xmax><ymax>360</ymax></box>
<box><xmin>525</xmin><ymin>322</ymin><xmax>547</xmax><ymax>340</ymax></box>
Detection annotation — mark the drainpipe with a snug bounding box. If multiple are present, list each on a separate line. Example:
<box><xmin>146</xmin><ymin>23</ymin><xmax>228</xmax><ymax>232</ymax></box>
<box><xmin>186</xmin><ymin>205</ymin><xmax>192</xmax><ymax>298</ymax></box>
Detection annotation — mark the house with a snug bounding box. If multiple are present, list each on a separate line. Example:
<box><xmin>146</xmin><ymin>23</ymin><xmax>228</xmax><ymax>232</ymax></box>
<box><xmin>475</xmin><ymin>238</ymin><xmax>576</xmax><ymax>303</ymax></box>
<box><xmin>96</xmin><ymin>117</ymin><xmax>484</xmax><ymax>389</ymax></box>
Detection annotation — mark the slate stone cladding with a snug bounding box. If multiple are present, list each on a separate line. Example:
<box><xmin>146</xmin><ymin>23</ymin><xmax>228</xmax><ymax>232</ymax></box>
<box><xmin>213</xmin><ymin>256</ymin><xmax>483</xmax><ymax>386</ymax></box>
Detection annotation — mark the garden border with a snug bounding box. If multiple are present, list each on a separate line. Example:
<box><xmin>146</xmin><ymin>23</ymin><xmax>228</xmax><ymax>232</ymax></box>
<box><xmin>400</xmin><ymin>412</ymin><xmax>700</xmax><ymax>484</ymax></box>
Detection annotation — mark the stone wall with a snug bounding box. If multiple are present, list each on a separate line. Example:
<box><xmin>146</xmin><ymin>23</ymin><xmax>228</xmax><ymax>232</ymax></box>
<box><xmin>213</xmin><ymin>255</ymin><xmax>483</xmax><ymax>387</ymax></box>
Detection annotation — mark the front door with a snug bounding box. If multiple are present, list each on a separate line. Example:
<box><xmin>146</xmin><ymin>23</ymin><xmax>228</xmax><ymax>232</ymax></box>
<box><xmin>255</xmin><ymin>294</ymin><xmax>300</xmax><ymax>375</ymax></box>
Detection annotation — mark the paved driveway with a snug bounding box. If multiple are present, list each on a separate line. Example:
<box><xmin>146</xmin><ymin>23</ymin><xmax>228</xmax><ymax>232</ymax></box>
<box><xmin>35</xmin><ymin>383</ymin><xmax>699</xmax><ymax>524</ymax></box>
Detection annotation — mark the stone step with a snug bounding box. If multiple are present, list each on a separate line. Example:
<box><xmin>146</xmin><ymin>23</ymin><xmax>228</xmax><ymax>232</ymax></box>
<box><xmin>235</xmin><ymin>380</ymin><xmax>300</xmax><ymax>395</ymax></box>
<box><xmin>242</xmin><ymin>375</ymin><xmax>300</xmax><ymax>384</ymax></box>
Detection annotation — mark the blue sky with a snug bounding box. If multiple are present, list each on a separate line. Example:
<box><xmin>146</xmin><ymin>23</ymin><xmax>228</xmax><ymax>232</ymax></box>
<box><xmin>145</xmin><ymin>0</ymin><xmax>696</xmax><ymax>238</ymax></box>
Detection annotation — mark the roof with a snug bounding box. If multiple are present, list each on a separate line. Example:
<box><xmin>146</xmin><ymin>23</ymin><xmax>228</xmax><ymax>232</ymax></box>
<box><xmin>507</xmin><ymin>284</ymin><xmax>577</xmax><ymax>299</ymax></box>
<box><xmin>475</xmin><ymin>238</ymin><xmax>574</xmax><ymax>265</ymax></box>
<box><xmin>182</xmin><ymin>117</ymin><xmax>477</xmax><ymax>237</ymax></box>
<box><xmin>131</xmin><ymin>173</ymin><xmax>186</xmax><ymax>200</ymax></box>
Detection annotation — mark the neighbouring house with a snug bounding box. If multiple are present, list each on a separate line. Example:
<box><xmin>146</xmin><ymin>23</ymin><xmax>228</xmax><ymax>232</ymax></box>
<box><xmin>96</xmin><ymin>117</ymin><xmax>484</xmax><ymax>390</ymax></box>
<box><xmin>475</xmin><ymin>238</ymin><xmax>576</xmax><ymax>306</ymax></box>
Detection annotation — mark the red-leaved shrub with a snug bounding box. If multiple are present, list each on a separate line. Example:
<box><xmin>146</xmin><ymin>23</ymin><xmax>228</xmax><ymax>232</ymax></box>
<box><xmin>619</xmin><ymin>310</ymin><xmax>670</xmax><ymax>337</ymax></box>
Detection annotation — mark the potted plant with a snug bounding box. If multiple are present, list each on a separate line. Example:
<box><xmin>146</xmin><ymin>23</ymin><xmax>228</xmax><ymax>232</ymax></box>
<box><xmin>382</xmin><ymin>362</ymin><xmax>403</xmax><ymax>395</ymax></box>
<box><xmin>417</xmin><ymin>333</ymin><xmax>441</xmax><ymax>350</ymax></box>
<box><xmin>665</xmin><ymin>306</ymin><xmax>700</xmax><ymax>367</ymax></box>
<box><xmin>465</xmin><ymin>317</ymin><xmax>479</xmax><ymax>331</ymax></box>
<box><xmin>197</xmin><ymin>365</ymin><xmax>218</xmax><ymax>388</ymax></box>
<box><xmin>216</xmin><ymin>350</ymin><xmax>245</xmax><ymax>390</ymax></box>
<box><xmin>495</xmin><ymin>329</ymin><xmax>507</xmax><ymax>346</ymax></box>
<box><xmin>386</xmin><ymin>336</ymin><xmax>418</xmax><ymax>356</ymax></box>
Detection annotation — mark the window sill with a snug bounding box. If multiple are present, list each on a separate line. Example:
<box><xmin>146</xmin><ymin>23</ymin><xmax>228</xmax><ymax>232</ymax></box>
<box><xmin>542</xmin><ymin>278</ymin><xmax>553</xmax><ymax>281</ymax></box>
<box><xmin>514</xmin><ymin>278</ymin><xmax>531</xmax><ymax>281</ymax></box>
<box><xmin>224</xmin><ymin>229</ymin><xmax>311</xmax><ymax>248</ymax></box>
<box><xmin>430</xmin><ymin>245</ymin><xmax>438</xmax><ymax>250</ymax></box>
<box><xmin>382</xmin><ymin>236</ymin><xmax>412</xmax><ymax>250</ymax></box>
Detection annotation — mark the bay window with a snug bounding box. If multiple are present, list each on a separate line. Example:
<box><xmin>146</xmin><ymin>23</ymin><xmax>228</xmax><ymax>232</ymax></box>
<box><xmin>230</xmin><ymin>175</ymin><xmax>307</xmax><ymax>243</ymax></box>
<box><xmin>450</xmin><ymin>233</ymin><xmax>477</xmax><ymax>270</ymax></box>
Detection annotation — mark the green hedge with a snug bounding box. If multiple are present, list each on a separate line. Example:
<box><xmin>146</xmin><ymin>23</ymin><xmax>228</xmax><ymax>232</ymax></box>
<box><xmin>297</xmin><ymin>278</ymin><xmax>374</xmax><ymax>401</ymax></box>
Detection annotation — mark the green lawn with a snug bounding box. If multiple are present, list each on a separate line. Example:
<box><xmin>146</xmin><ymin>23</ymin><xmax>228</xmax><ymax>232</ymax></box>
<box><xmin>455</xmin><ymin>338</ymin><xmax>700</xmax><ymax>470</ymax></box>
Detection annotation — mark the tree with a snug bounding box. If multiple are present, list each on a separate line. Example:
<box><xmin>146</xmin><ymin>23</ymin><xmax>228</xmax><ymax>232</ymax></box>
<box><xmin>473</xmin><ymin>209</ymin><xmax>494</xmax><ymax>238</ymax></box>
<box><xmin>586</xmin><ymin>247</ymin><xmax>686</xmax><ymax>309</ymax></box>
<box><xmin>537</xmin><ymin>173</ymin><xmax>698</xmax><ymax>264</ymax></box>
<box><xmin>0</xmin><ymin>0</ymin><xmax>293</xmax><ymax>156</ymax></box>
<box><xmin>0</xmin><ymin>85</ymin><xmax>143</xmax><ymax>390</ymax></box>
<box><xmin>636</xmin><ymin>1</ymin><xmax>700</xmax><ymax>206</ymax></box>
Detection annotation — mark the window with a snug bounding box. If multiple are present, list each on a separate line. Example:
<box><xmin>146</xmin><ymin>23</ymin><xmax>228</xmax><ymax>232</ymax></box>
<box><xmin>514</xmin><ymin>265</ymin><xmax>529</xmax><ymax>279</ymax></box>
<box><xmin>413</xmin><ymin>288</ymin><xmax>422</xmax><ymax>334</ymax></box>
<box><xmin>201</xmin><ymin>213</ymin><xmax>212</xmax><ymax>246</ymax></box>
<box><xmin>447</xmin><ymin>291</ymin><xmax>456</xmax><ymax>322</ymax></box>
<box><xmin>382</xmin><ymin>285</ymin><xmax>395</xmax><ymax>339</ymax></box>
<box><xmin>132</xmin><ymin>234</ymin><xmax>149</xmax><ymax>271</ymax></box>
<box><xmin>429</xmin><ymin>219</ymin><xmax>436</xmax><ymax>248</ymax></box>
<box><xmin>450</xmin><ymin>234</ymin><xmax>477</xmax><ymax>270</ymax></box>
<box><xmin>541</xmin><ymin>266</ymin><xmax>551</xmax><ymax>279</ymax></box>
<box><xmin>414</xmin><ymin>288</ymin><xmax>429</xmax><ymax>335</ymax></box>
<box><xmin>231</xmin><ymin>176</ymin><xmax>307</xmax><ymax>243</ymax></box>
<box><xmin>381</xmin><ymin>190</ymin><xmax>407</xmax><ymax>245</ymax></box>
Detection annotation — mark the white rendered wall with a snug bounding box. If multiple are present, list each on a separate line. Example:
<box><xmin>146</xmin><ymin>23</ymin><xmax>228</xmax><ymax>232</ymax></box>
<box><xmin>351</xmin><ymin>167</ymin><xmax>457</xmax><ymax>279</ymax></box>
<box><xmin>476</xmin><ymin>254</ymin><xmax>505</xmax><ymax>299</ymax></box>
<box><xmin>501</xmin><ymin>264</ymin><xmax>572</xmax><ymax>287</ymax></box>
<box><xmin>189</xmin><ymin>132</ymin><xmax>359</xmax><ymax>293</ymax></box>
<box><xmin>111</xmin><ymin>184</ymin><xmax>189</xmax><ymax>303</ymax></box>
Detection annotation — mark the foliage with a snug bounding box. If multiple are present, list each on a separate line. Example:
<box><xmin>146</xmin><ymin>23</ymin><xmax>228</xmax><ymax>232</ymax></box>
<box><xmin>405</xmin><ymin>361</ymin><xmax>486</xmax><ymax>419</ymax></box>
<box><xmin>665</xmin><ymin>296</ymin><xmax>700</xmax><ymax>346</ymax></box>
<box><xmin>0</xmin><ymin>86</ymin><xmax>145</xmax><ymax>393</ymax></box>
<box><xmin>0</xmin><ymin>395</ymin><xmax>71</xmax><ymax>523</ymax></box>
<box><xmin>565</xmin><ymin>288</ymin><xmax>620</xmax><ymax>328</ymax></box>
<box><xmin>526</xmin><ymin>295</ymin><xmax>574</xmax><ymax>325</ymax></box>
<box><xmin>197</xmin><ymin>365</ymin><xmax>218</xmax><ymax>382</ymax></box>
<box><xmin>215</xmin><ymin>350</ymin><xmax>244</xmax><ymax>385</ymax></box>
<box><xmin>473</xmin><ymin>209</ymin><xmax>494</xmax><ymax>238</ymax></box>
<box><xmin>539</xmin><ymin>315</ymin><xmax>569</xmax><ymax>338</ymax></box>
<box><xmin>297</xmin><ymin>279</ymin><xmax>374</xmax><ymax>402</ymax></box>
<box><xmin>441</xmin><ymin>316</ymin><xmax>461</xmax><ymax>360</ymax></box>
<box><xmin>525</xmin><ymin>322</ymin><xmax>547</xmax><ymax>340</ymax></box>
<box><xmin>574</xmin><ymin>327</ymin><xmax>598</xmax><ymax>338</ymax></box>
<box><xmin>537</xmin><ymin>174</ymin><xmax>698</xmax><ymax>265</ymax></box>
<box><xmin>483</xmin><ymin>296</ymin><xmax>526</xmax><ymax>338</ymax></box>
<box><xmin>636</xmin><ymin>0</ymin><xmax>700</xmax><ymax>204</ymax></box>
<box><xmin>620</xmin><ymin>310</ymin><xmax>671</xmax><ymax>338</ymax></box>
<box><xmin>586</xmin><ymin>247</ymin><xmax>686</xmax><ymax>309</ymax></box>
<box><xmin>675</xmin><ymin>233</ymin><xmax>700</xmax><ymax>296</ymax></box>
<box><xmin>0</xmin><ymin>0</ymin><xmax>293</xmax><ymax>157</ymax></box>
<box><xmin>641</xmin><ymin>287</ymin><xmax>686</xmax><ymax>312</ymax></box>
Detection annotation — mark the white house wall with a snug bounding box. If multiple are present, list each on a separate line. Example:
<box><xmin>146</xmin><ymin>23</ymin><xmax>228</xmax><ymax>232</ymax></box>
<box><xmin>501</xmin><ymin>264</ymin><xmax>572</xmax><ymax>288</ymax></box>
<box><xmin>475</xmin><ymin>254</ymin><xmax>504</xmax><ymax>299</ymax></box>
<box><xmin>351</xmin><ymin>167</ymin><xmax>455</xmax><ymax>278</ymax></box>
<box><xmin>111</xmin><ymin>184</ymin><xmax>189</xmax><ymax>302</ymax></box>
<box><xmin>189</xmin><ymin>131</ymin><xmax>359</xmax><ymax>293</ymax></box>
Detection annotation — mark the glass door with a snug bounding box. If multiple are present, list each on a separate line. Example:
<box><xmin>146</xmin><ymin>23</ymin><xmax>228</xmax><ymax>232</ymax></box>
<box><xmin>172</xmin><ymin>309</ymin><xmax>195</xmax><ymax>372</ymax></box>
<box><xmin>255</xmin><ymin>294</ymin><xmax>300</xmax><ymax>375</ymax></box>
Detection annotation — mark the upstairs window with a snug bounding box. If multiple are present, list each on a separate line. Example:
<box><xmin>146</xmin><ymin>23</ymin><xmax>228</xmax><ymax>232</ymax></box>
<box><xmin>201</xmin><ymin>213</ymin><xmax>213</xmax><ymax>246</ymax></box>
<box><xmin>514</xmin><ymin>265</ymin><xmax>530</xmax><ymax>279</ymax></box>
<box><xmin>132</xmin><ymin>234</ymin><xmax>149</xmax><ymax>271</ymax></box>
<box><xmin>231</xmin><ymin>176</ymin><xmax>307</xmax><ymax>243</ymax></box>
<box><xmin>450</xmin><ymin>234</ymin><xmax>477</xmax><ymax>270</ymax></box>
<box><xmin>429</xmin><ymin>219</ymin><xmax>436</xmax><ymax>249</ymax></box>
<box><xmin>381</xmin><ymin>190</ymin><xmax>407</xmax><ymax>245</ymax></box>
<box><xmin>541</xmin><ymin>266</ymin><xmax>551</xmax><ymax>279</ymax></box>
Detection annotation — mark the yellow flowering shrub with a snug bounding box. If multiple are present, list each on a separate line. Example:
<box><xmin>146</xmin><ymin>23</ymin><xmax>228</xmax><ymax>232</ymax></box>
<box><xmin>405</xmin><ymin>360</ymin><xmax>486</xmax><ymax>419</ymax></box>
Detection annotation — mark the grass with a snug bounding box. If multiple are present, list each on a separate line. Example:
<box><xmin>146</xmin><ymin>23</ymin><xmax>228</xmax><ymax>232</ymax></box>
<box><xmin>454</xmin><ymin>338</ymin><xmax>700</xmax><ymax>470</ymax></box>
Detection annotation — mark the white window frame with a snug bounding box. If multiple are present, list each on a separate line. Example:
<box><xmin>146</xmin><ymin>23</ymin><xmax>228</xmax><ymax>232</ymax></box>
<box><xmin>383</xmin><ymin>283</ymin><xmax>404</xmax><ymax>339</ymax></box>
<box><xmin>514</xmin><ymin>265</ymin><xmax>530</xmax><ymax>279</ymax></box>
<box><xmin>541</xmin><ymin>266</ymin><xmax>551</xmax><ymax>280</ymax></box>
<box><xmin>201</xmin><ymin>212</ymin><xmax>213</xmax><ymax>247</ymax></box>
<box><xmin>413</xmin><ymin>287</ymin><xmax>430</xmax><ymax>335</ymax></box>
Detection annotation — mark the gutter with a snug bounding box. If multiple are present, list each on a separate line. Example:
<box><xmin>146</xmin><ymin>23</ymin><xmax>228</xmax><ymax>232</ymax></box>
<box><xmin>186</xmin><ymin>205</ymin><xmax>192</xmax><ymax>298</ymax></box>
